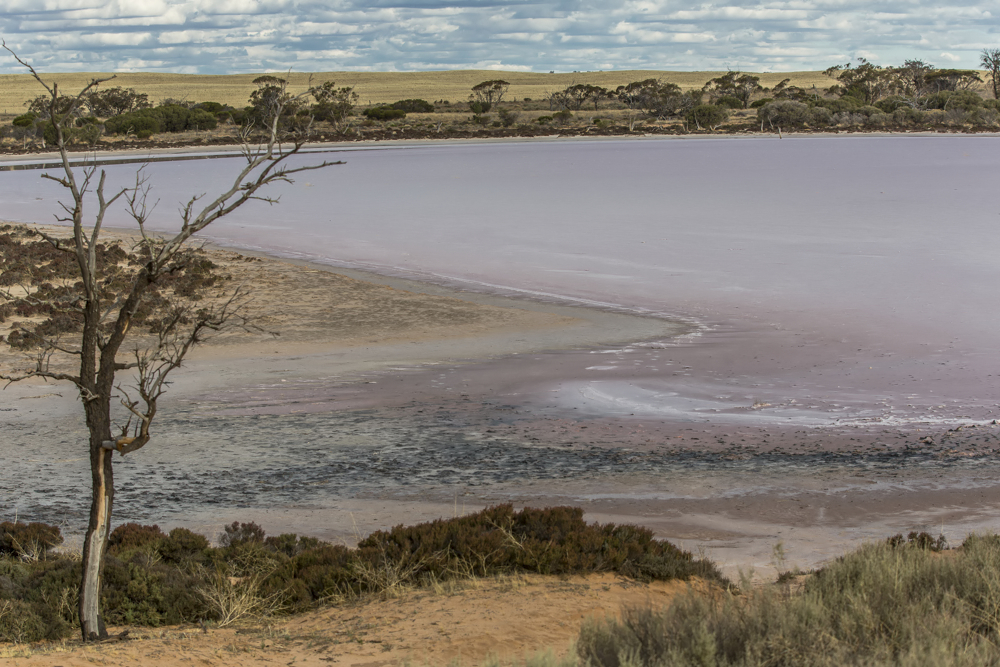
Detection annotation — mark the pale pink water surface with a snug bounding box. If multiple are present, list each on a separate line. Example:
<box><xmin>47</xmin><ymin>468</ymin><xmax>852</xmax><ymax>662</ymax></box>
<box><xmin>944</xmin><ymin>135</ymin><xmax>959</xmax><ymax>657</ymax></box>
<box><xmin>2</xmin><ymin>136</ymin><xmax>998</xmax><ymax>426</ymax></box>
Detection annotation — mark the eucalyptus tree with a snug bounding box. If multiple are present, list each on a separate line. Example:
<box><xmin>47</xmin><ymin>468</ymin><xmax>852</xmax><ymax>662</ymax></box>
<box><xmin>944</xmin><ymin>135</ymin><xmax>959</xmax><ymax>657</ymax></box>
<box><xmin>0</xmin><ymin>45</ymin><xmax>339</xmax><ymax>641</ymax></box>
<box><xmin>469</xmin><ymin>80</ymin><xmax>510</xmax><ymax>112</ymax></box>
<box><xmin>983</xmin><ymin>49</ymin><xmax>1000</xmax><ymax>99</ymax></box>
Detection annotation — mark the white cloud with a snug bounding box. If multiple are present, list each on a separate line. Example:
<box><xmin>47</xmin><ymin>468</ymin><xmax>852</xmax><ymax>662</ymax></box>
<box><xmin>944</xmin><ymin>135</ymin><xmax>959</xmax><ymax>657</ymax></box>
<box><xmin>0</xmin><ymin>0</ymin><xmax>997</xmax><ymax>74</ymax></box>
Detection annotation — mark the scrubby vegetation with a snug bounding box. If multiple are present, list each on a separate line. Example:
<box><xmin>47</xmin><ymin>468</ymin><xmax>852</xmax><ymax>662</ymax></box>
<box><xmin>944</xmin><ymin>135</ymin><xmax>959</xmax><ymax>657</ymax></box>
<box><xmin>0</xmin><ymin>224</ymin><xmax>228</xmax><ymax>350</ymax></box>
<box><xmin>3</xmin><ymin>52</ymin><xmax>998</xmax><ymax>151</ymax></box>
<box><xmin>574</xmin><ymin>531</ymin><xmax>1000</xmax><ymax>667</ymax></box>
<box><xmin>0</xmin><ymin>504</ymin><xmax>720</xmax><ymax>643</ymax></box>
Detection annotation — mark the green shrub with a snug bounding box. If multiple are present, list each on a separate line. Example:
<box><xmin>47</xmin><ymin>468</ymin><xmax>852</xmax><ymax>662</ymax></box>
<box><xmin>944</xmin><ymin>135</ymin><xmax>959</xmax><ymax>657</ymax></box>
<box><xmin>873</xmin><ymin>95</ymin><xmax>906</xmax><ymax>113</ymax></box>
<box><xmin>104</xmin><ymin>111</ymin><xmax>161</xmax><ymax>137</ymax></box>
<box><xmin>391</xmin><ymin>99</ymin><xmax>434</xmax><ymax>113</ymax></box>
<box><xmin>264</xmin><ymin>533</ymin><xmax>322</xmax><ymax>558</ymax></box>
<box><xmin>358</xmin><ymin>505</ymin><xmax>720</xmax><ymax>582</ymax></box>
<box><xmin>0</xmin><ymin>506</ymin><xmax>723</xmax><ymax>640</ymax></box>
<box><xmin>749</xmin><ymin>98</ymin><xmax>772</xmax><ymax>109</ymax></box>
<box><xmin>363</xmin><ymin>106</ymin><xmax>406</xmax><ymax>121</ymax></box>
<box><xmin>812</xmin><ymin>96</ymin><xmax>865</xmax><ymax>113</ymax></box>
<box><xmin>11</xmin><ymin>112</ymin><xmax>36</xmax><ymax>128</ymax></box>
<box><xmin>686</xmin><ymin>104</ymin><xmax>728</xmax><ymax>130</ymax></box>
<box><xmin>155</xmin><ymin>104</ymin><xmax>192</xmax><ymax>132</ymax></box>
<box><xmin>187</xmin><ymin>108</ymin><xmax>218</xmax><ymax>131</ymax></box>
<box><xmin>536</xmin><ymin>115</ymin><xmax>553</xmax><ymax>124</ymax></box>
<box><xmin>892</xmin><ymin>106</ymin><xmax>925</xmax><ymax>125</ymax></box>
<box><xmin>108</xmin><ymin>523</ymin><xmax>167</xmax><ymax>556</ymax></box>
<box><xmin>714</xmin><ymin>95</ymin><xmax>744</xmax><ymax>109</ymax></box>
<box><xmin>923</xmin><ymin>90</ymin><xmax>984</xmax><ymax>111</ymax></box>
<box><xmin>158</xmin><ymin>527</ymin><xmax>210</xmax><ymax>565</ymax></box>
<box><xmin>193</xmin><ymin>101</ymin><xmax>225</xmax><ymax>114</ymax></box>
<box><xmin>102</xmin><ymin>556</ymin><xmax>208</xmax><ymax>626</ymax></box>
<box><xmin>553</xmin><ymin>109</ymin><xmax>573</xmax><ymax>124</ymax></box>
<box><xmin>0</xmin><ymin>599</ymin><xmax>50</xmax><ymax>643</ymax></box>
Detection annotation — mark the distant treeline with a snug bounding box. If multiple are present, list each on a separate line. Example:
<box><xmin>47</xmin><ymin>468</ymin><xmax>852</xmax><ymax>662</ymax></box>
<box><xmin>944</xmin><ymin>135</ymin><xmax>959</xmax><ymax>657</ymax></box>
<box><xmin>3</xmin><ymin>52</ymin><xmax>1000</xmax><ymax>146</ymax></box>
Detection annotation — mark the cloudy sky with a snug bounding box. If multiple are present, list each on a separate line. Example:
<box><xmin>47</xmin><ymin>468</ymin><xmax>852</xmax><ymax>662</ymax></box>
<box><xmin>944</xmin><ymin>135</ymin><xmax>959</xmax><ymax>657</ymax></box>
<box><xmin>0</xmin><ymin>0</ymin><xmax>997</xmax><ymax>74</ymax></box>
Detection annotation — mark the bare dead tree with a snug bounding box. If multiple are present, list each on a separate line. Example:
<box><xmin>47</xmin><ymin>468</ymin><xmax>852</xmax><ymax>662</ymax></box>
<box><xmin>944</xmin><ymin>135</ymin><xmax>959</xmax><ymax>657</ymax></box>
<box><xmin>0</xmin><ymin>44</ymin><xmax>341</xmax><ymax>641</ymax></box>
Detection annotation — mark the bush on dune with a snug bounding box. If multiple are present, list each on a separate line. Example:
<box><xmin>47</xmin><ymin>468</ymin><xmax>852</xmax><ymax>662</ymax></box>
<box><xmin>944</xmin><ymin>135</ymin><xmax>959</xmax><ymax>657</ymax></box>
<box><xmin>0</xmin><ymin>505</ymin><xmax>718</xmax><ymax>642</ymax></box>
<box><xmin>576</xmin><ymin>532</ymin><xmax>1000</xmax><ymax>667</ymax></box>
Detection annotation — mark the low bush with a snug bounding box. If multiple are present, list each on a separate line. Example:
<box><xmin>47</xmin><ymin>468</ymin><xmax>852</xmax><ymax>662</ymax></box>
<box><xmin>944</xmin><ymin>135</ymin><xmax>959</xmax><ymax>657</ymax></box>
<box><xmin>497</xmin><ymin>108</ymin><xmax>520</xmax><ymax>127</ymax></box>
<box><xmin>220</xmin><ymin>521</ymin><xmax>266</xmax><ymax>548</ymax></box>
<box><xmin>714</xmin><ymin>95</ymin><xmax>744</xmax><ymax>109</ymax></box>
<box><xmin>11</xmin><ymin>112</ymin><xmax>36</xmax><ymax>128</ymax></box>
<box><xmin>108</xmin><ymin>523</ymin><xmax>167</xmax><ymax>556</ymax></box>
<box><xmin>391</xmin><ymin>99</ymin><xmax>434</xmax><ymax>113</ymax></box>
<box><xmin>363</xmin><ymin>106</ymin><xmax>406</xmax><ymax>121</ymax></box>
<box><xmin>577</xmin><ymin>533</ymin><xmax>1000</xmax><ymax>667</ymax></box>
<box><xmin>0</xmin><ymin>521</ymin><xmax>63</xmax><ymax>560</ymax></box>
<box><xmin>103</xmin><ymin>103</ymin><xmax>218</xmax><ymax>137</ymax></box>
<box><xmin>686</xmin><ymin>104</ymin><xmax>728</xmax><ymax>130</ymax></box>
<box><xmin>553</xmin><ymin>109</ymin><xmax>573</xmax><ymax>124</ymax></box>
<box><xmin>193</xmin><ymin>101</ymin><xmax>225</xmax><ymax>114</ymax></box>
<box><xmin>0</xmin><ymin>506</ymin><xmax>719</xmax><ymax>641</ymax></box>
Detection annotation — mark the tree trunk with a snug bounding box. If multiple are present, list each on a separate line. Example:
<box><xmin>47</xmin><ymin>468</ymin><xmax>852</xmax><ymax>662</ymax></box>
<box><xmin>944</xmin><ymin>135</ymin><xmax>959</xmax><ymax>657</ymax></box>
<box><xmin>79</xmin><ymin>438</ymin><xmax>114</xmax><ymax>640</ymax></box>
<box><xmin>78</xmin><ymin>324</ymin><xmax>115</xmax><ymax>645</ymax></box>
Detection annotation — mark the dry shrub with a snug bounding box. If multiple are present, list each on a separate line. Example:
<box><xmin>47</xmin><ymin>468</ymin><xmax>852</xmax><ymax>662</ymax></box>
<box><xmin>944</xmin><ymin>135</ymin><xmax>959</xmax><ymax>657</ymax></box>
<box><xmin>577</xmin><ymin>534</ymin><xmax>1000</xmax><ymax>667</ymax></box>
<box><xmin>197</xmin><ymin>569</ymin><xmax>285</xmax><ymax>627</ymax></box>
<box><xmin>358</xmin><ymin>504</ymin><xmax>723</xmax><ymax>584</ymax></box>
<box><xmin>0</xmin><ymin>522</ymin><xmax>63</xmax><ymax>561</ymax></box>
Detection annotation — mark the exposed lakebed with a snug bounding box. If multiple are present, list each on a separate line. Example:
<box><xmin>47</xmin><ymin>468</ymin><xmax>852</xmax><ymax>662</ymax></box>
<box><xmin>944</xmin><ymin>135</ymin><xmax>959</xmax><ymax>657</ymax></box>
<box><xmin>3</xmin><ymin>135</ymin><xmax>1000</xmax><ymax>573</ymax></box>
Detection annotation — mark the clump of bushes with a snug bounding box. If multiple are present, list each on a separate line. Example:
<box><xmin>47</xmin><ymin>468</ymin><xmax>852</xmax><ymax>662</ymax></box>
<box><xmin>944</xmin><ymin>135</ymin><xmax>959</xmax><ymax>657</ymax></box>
<box><xmin>576</xmin><ymin>532</ymin><xmax>1000</xmax><ymax>667</ymax></box>
<box><xmin>363</xmin><ymin>106</ymin><xmax>407</xmax><ymax>121</ymax></box>
<box><xmin>0</xmin><ymin>505</ymin><xmax>719</xmax><ymax>643</ymax></box>
<box><xmin>390</xmin><ymin>99</ymin><xmax>434</xmax><ymax>113</ymax></box>
<box><xmin>103</xmin><ymin>104</ymin><xmax>218</xmax><ymax>139</ymax></box>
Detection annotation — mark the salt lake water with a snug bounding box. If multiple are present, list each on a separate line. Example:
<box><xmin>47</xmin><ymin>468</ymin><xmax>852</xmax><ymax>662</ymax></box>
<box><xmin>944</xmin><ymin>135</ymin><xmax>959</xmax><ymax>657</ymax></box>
<box><xmin>2</xmin><ymin>135</ymin><xmax>999</xmax><ymax>426</ymax></box>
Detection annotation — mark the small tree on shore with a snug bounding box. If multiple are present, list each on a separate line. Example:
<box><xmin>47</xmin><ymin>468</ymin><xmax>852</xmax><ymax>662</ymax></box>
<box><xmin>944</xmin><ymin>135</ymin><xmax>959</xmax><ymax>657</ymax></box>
<box><xmin>309</xmin><ymin>81</ymin><xmax>358</xmax><ymax>131</ymax></box>
<box><xmin>469</xmin><ymin>80</ymin><xmax>509</xmax><ymax>113</ymax></box>
<box><xmin>0</xmin><ymin>45</ymin><xmax>340</xmax><ymax>641</ymax></box>
<box><xmin>86</xmin><ymin>87</ymin><xmax>151</xmax><ymax>117</ymax></box>
<box><xmin>703</xmin><ymin>71</ymin><xmax>763</xmax><ymax>109</ymax></box>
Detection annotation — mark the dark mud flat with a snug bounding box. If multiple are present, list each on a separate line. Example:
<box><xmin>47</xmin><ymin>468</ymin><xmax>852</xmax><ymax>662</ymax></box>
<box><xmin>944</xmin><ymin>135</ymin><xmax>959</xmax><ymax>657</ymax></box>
<box><xmin>6</xmin><ymin>370</ymin><xmax>1000</xmax><ymax>579</ymax></box>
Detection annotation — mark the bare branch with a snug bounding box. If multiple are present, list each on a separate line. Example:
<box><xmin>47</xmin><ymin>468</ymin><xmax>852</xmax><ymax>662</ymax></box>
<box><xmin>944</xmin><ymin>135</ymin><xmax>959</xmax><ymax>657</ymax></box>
<box><xmin>33</xmin><ymin>228</ymin><xmax>76</xmax><ymax>253</ymax></box>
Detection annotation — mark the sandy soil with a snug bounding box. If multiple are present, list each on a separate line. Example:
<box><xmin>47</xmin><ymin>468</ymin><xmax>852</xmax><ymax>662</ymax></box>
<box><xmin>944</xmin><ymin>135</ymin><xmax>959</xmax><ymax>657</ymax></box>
<box><xmin>2</xmin><ymin>573</ymin><xmax>702</xmax><ymax>666</ymax></box>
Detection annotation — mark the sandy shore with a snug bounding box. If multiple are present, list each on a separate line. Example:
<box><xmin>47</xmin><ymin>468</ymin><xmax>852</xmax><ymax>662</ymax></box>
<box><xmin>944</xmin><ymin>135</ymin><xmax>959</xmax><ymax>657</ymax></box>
<box><xmin>4</xmin><ymin>222</ymin><xmax>1000</xmax><ymax>586</ymax></box>
<box><xmin>2</xmin><ymin>573</ymin><xmax>706</xmax><ymax>666</ymax></box>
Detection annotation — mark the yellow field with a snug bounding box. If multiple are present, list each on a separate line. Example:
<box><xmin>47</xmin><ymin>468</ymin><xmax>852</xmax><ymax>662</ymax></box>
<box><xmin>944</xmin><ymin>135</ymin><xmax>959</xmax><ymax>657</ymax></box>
<box><xmin>0</xmin><ymin>69</ymin><xmax>837</xmax><ymax>114</ymax></box>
